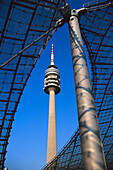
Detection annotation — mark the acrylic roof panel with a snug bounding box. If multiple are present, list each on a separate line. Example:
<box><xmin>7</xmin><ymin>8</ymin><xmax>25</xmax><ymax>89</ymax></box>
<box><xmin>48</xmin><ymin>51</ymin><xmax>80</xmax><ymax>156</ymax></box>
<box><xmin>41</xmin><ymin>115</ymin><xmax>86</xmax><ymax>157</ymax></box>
<box><xmin>42</xmin><ymin>0</ymin><xmax>113</xmax><ymax>169</ymax></box>
<box><xmin>0</xmin><ymin>0</ymin><xmax>65</xmax><ymax>168</ymax></box>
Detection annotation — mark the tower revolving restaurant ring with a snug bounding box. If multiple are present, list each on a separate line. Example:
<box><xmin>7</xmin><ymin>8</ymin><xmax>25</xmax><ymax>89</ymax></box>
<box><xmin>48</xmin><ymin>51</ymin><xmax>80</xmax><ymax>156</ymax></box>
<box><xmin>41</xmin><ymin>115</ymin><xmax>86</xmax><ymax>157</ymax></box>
<box><xmin>44</xmin><ymin>65</ymin><xmax>60</xmax><ymax>95</ymax></box>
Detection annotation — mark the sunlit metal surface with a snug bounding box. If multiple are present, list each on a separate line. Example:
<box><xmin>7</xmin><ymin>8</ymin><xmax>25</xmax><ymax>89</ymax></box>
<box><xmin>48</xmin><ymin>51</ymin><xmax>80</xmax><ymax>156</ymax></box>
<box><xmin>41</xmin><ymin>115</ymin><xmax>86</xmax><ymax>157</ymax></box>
<box><xmin>42</xmin><ymin>0</ymin><xmax>113</xmax><ymax>169</ymax></box>
<box><xmin>0</xmin><ymin>0</ymin><xmax>65</xmax><ymax>169</ymax></box>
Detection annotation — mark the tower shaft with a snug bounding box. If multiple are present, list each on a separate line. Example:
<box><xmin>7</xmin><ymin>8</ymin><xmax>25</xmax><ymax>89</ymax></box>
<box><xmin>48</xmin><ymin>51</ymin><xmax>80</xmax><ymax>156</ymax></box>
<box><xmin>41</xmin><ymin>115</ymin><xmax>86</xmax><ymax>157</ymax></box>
<box><xmin>47</xmin><ymin>89</ymin><xmax>57</xmax><ymax>163</ymax></box>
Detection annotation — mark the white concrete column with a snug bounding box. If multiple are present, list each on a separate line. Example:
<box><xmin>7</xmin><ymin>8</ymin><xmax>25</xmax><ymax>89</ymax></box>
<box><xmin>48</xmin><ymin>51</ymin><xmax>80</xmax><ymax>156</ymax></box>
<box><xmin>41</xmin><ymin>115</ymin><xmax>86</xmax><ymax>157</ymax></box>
<box><xmin>47</xmin><ymin>89</ymin><xmax>57</xmax><ymax>164</ymax></box>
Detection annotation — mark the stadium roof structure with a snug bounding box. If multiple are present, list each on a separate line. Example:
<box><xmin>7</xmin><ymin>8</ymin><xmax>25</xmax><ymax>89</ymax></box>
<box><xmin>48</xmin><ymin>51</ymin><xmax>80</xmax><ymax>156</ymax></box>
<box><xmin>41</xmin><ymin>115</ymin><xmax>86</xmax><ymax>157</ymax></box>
<box><xmin>0</xmin><ymin>0</ymin><xmax>66</xmax><ymax>169</ymax></box>
<box><xmin>0</xmin><ymin>0</ymin><xmax>113</xmax><ymax>169</ymax></box>
<box><xmin>42</xmin><ymin>0</ymin><xmax>113</xmax><ymax>170</ymax></box>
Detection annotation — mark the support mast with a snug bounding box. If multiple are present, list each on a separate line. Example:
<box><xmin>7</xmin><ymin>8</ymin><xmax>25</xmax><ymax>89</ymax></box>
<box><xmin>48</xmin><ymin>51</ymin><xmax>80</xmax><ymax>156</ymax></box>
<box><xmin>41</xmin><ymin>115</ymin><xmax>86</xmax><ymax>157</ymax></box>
<box><xmin>68</xmin><ymin>9</ymin><xmax>107</xmax><ymax>170</ymax></box>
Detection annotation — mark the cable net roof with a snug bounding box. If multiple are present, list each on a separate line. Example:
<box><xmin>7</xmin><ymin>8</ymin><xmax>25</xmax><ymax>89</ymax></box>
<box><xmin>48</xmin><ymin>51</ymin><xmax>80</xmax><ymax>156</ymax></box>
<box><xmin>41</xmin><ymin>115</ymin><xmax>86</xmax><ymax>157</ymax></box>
<box><xmin>0</xmin><ymin>0</ymin><xmax>65</xmax><ymax>169</ymax></box>
<box><xmin>42</xmin><ymin>0</ymin><xmax>113</xmax><ymax>169</ymax></box>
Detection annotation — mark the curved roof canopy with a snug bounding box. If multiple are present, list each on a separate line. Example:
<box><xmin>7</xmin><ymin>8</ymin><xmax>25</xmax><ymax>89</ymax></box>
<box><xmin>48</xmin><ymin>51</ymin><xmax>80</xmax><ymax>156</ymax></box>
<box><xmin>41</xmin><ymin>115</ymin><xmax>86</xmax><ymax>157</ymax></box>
<box><xmin>0</xmin><ymin>0</ymin><xmax>65</xmax><ymax>168</ymax></box>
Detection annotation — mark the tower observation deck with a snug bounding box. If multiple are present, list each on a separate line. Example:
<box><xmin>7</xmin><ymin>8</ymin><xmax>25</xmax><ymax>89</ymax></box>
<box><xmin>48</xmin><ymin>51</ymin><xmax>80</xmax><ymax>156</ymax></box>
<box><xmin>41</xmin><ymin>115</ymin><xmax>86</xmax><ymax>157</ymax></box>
<box><xmin>44</xmin><ymin>43</ymin><xmax>60</xmax><ymax>163</ymax></box>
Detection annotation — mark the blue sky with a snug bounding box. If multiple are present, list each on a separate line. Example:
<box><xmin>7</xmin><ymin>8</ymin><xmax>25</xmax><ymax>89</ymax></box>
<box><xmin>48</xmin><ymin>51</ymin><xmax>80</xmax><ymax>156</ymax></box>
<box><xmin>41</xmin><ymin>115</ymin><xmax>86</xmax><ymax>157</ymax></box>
<box><xmin>5</xmin><ymin>0</ymin><xmax>91</xmax><ymax>169</ymax></box>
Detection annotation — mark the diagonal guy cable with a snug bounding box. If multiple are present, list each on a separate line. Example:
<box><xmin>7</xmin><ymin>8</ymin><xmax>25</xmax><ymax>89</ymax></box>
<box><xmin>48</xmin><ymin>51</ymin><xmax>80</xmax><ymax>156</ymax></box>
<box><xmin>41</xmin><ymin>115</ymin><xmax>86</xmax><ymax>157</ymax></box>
<box><xmin>0</xmin><ymin>18</ymin><xmax>65</xmax><ymax>69</ymax></box>
<box><xmin>0</xmin><ymin>28</ymin><xmax>54</xmax><ymax>69</ymax></box>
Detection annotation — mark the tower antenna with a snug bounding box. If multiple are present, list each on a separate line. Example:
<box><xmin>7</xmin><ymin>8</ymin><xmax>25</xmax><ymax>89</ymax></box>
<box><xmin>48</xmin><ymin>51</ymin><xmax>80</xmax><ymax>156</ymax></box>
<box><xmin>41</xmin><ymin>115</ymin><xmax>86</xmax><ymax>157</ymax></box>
<box><xmin>51</xmin><ymin>43</ymin><xmax>54</xmax><ymax>65</ymax></box>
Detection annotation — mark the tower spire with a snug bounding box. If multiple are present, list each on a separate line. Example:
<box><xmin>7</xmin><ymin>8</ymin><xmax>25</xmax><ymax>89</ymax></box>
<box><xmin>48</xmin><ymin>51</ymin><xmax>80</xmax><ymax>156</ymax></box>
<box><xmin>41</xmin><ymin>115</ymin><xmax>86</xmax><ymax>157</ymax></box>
<box><xmin>51</xmin><ymin>43</ymin><xmax>54</xmax><ymax>65</ymax></box>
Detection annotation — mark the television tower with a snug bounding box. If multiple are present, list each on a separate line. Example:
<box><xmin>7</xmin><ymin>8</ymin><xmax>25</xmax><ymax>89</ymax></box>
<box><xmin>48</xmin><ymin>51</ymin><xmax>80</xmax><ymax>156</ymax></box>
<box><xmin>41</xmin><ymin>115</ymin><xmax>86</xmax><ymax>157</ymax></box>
<box><xmin>44</xmin><ymin>43</ymin><xmax>60</xmax><ymax>163</ymax></box>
